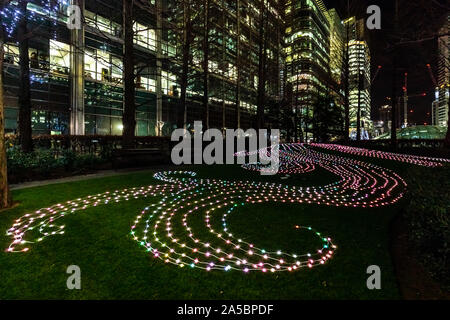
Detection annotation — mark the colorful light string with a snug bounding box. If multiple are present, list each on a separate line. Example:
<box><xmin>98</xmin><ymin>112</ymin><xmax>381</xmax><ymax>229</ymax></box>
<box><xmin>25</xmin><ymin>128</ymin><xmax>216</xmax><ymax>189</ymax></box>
<box><xmin>311</xmin><ymin>143</ymin><xmax>450</xmax><ymax>167</ymax></box>
<box><xmin>6</xmin><ymin>144</ymin><xmax>413</xmax><ymax>273</ymax></box>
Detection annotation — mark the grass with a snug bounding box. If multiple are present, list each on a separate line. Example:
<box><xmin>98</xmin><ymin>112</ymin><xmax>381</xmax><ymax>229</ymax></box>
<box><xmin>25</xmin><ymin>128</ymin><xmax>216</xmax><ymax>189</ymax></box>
<box><xmin>0</xmin><ymin>155</ymin><xmax>421</xmax><ymax>300</ymax></box>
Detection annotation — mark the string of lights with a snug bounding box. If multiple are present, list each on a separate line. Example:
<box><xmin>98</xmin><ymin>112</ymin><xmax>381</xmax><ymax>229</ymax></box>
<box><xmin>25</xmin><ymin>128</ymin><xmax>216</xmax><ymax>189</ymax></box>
<box><xmin>0</xmin><ymin>1</ymin><xmax>71</xmax><ymax>38</ymax></box>
<box><xmin>6</xmin><ymin>144</ymin><xmax>410</xmax><ymax>273</ymax></box>
<box><xmin>238</xmin><ymin>144</ymin><xmax>316</xmax><ymax>175</ymax></box>
<box><xmin>311</xmin><ymin>144</ymin><xmax>450</xmax><ymax>167</ymax></box>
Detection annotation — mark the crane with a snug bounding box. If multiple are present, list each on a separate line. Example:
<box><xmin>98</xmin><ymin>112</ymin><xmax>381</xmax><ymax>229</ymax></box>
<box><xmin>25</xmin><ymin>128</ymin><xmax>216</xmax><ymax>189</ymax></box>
<box><xmin>401</xmin><ymin>72</ymin><xmax>429</xmax><ymax>128</ymax></box>
<box><xmin>371</xmin><ymin>65</ymin><xmax>382</xmax><ymax>85</ymax></box>
<box><xmin>403</xmin><ymin>73</ymin><xmax>408</xmax><ymax>128</ymax></box>
<box><xmin>426</xmin><ymin>64</ymin><xmax>438</xmax><ymax>88</ymax></box>
<box><xmin>426</xmin><ymin>64</ymin><xmax>439</xmax><ymax>125</ymax></box>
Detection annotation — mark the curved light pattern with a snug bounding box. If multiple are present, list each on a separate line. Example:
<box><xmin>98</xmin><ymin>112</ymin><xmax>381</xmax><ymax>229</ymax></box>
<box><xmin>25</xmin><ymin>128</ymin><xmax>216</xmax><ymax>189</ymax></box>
<box><xmin>131</xmin><ymin>171</ymin><xmax>336</xmax><ymax>273</ymax></box>
<box><xmin>134</xmin><ymin>142</ymin><xmax>407</xmax><ymax>273</ymax></box>
<box><xmin>6</xmin><ymin>144</ymin><xmax>408</xmax><ymax>273</ymax></box>
<box><xmin>238</xmin><ymin>144</ymin><xmax>316</xmax><ymax>175</ymax></box>
<box><xmin>312</xmin><ymin>143</ymin><xmax>450</xmax><ymax>167</ymax></box>
<box><xmin>6</xmin><ymin>183</ymin><xmax>184</xmax><ymax>253</ymax></box>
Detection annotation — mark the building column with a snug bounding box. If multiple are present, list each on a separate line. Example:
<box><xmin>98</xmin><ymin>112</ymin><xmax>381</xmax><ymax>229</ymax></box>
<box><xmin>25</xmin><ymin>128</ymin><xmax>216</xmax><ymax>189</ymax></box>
<box><xmin>155</xmin><ymin>0</ymin><xmax>163</xmax><ymax>136</ymax></box>
<box><xmin>70</xmin><ymin>0</ymin><xmax>85</xmax><ymax>135</ymax></box>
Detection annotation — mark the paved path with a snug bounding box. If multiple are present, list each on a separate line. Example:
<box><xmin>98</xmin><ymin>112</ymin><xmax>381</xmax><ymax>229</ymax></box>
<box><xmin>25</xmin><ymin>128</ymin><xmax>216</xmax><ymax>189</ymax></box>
<box><xmin>10</xmin><ymin>167</ymin><xmax>169</xmax><ymax>191</ymax></box>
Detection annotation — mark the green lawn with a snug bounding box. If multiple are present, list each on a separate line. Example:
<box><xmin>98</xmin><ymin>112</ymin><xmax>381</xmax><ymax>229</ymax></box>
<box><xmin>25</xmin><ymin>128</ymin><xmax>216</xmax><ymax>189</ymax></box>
<box><xmin>0</xmin><ymin>155</ymin><xmax>416</xmax><ymax>300</ymax></box>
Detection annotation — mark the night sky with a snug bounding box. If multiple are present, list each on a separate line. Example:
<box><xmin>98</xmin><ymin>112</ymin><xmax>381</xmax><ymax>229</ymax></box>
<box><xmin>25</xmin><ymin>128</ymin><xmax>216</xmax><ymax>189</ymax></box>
<box><xmin>323</xmin><ymin>0</ymin><xmax>448</xmax><ymax>125</ymax></box>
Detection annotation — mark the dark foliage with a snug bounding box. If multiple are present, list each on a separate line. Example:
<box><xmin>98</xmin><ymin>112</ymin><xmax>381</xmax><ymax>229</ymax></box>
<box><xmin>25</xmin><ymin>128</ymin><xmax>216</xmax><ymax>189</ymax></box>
<box><xmin>404</xmin><ymin>165</ymin><xmax>450</xmax><ymax>290</ymax></box>
<box><xmin>311</xmin><ymin>95</ymin><xmax>345</xmax><ymax>142</ymax></box>
<box><xmin>4</xmin><ymin>134</ymin><xmax>171</xmax><ymax>183</ymax></box>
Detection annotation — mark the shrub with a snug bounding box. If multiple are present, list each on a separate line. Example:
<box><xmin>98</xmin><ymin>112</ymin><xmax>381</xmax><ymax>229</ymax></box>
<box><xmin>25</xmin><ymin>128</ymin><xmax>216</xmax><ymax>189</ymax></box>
<box><xmin>404</xmin><ymin>165</ymin><xmax>450</xmax><ymax>290</ymax></box>
<box><xmin>74</xmin><ymin>154</ymin><xmax>102</xmax><ymax>169</ymax></box>
<box><xmin>61</xmin><ymin>149</ymin><xmax>77</xmax><ymax>170</ymax></box>
<box><xmin>35</xmin><ymin>149</ymin><xmax>62</xmax><ymax>175</ymax></box>
<box><xmin>7</xmin><ymin>147</ymin><xmax>62</xmax><ymax>176</ymax></box>
<box><xmin>6</xmin><ymin>146</ymin><xmax>36</xmax><ymax>173</ymax></box>
<box><xmin>6</xmin><ymin>147</ymin><xmax>106</xmax><ymax>182</ymax></box>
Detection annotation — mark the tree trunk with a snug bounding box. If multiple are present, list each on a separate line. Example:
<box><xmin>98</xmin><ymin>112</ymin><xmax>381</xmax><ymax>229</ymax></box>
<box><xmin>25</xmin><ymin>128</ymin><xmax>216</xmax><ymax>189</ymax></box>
<box><xmin>18</xmin><ymin>0</ymin><xmax>33</xmax><ymax>153</ymax></box>
<box><xmin>221</xmin><ymin>0</ymin><xmax>226</xmax><ymax>131</ymax></box>
<box><xmin>391</xmin><ymin>0</ymin><xmax>399</xmax><ymax>149</ymax></box>
<box><xmin>391</xmin><ymin>59</ymin><xmax>398</xmax><ymax>149</ymax></box>
<box><xmin>202</xmin><ymin>0</ymin><xmax>210</xmax><ymax>130</ymax></box>
<box><xmin>179</xmin><ymin>0</ymin><xmax>191</xmax><ymax>129</ymax></box>
<box><xmin>356</xmin><ymin>72</ymin><xmax>362</xmax><ymax>141</ymax></box>
<box><xmin>343</xmin><ymin>13</ymin><xmax>350</xmax><ymax>142</ymax></box>
<box><xmin>256</xmin><ymin>0</ymin><xmax>266</xmax><ymax>130</ymax></box>
<box><xmin>293</xmin><ymin>64</ymin><xmax>298</xmax><ymax>142</ymax></box>
<box><xmin>295</xmin><ymin>64</ymin><xmax>304</xmax><ymax>143</ymax></box>
<box><xmin>445</xmin><ymin>98</ymin><xmax>450</xmax><ymax>148</ymax></box>
<box><xmin>235</xmin><ymin>0</ymin><xmax>241</xmax><ymax>129</ymax></box>
<box><xmin>122</xmin><ymin>0</ymin><xmax>136</xmax><ymax>148</ymax></box>
<box><xmin>0</xmin><ymin>28</ymin><xmax>12</xmax><ymax>209</ymax></box>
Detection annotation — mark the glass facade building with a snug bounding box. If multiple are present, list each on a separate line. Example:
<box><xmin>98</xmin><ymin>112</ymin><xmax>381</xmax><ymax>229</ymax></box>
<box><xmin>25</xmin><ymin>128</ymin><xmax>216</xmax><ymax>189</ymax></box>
<box><xmin>3</xmin><ymin>0</ymin><xmax>361</xmax><ymax>138</ymax></box>
<box><xmin>3</xmin><ymin>0</ymin><xmax>284</xmax><ymax>136</ymax></box>
<box><xmin>327</xmin><ymin>8</ymin><xmax>344</xmax><ymax>87</ymax></box>
<box><xmin>283</xmin><ymin>0</ymin><xmax>334</xmax><ymax>138</ymax></box>
<box><xmin>344</xmin><ymin>17</ymin><xmax>372</xmax><ymax>139</ymax></box>
<box><xmin>434</xmin><ymin>15</ymin><xmax>449</xmax><ymax>128</ymax></box>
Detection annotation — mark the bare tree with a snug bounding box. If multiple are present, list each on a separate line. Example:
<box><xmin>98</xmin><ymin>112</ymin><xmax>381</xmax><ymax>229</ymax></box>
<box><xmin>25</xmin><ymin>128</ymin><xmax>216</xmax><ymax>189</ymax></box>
<box><xmin>122</xmin><ymin>0</ymin><xmax>136</xmax><ymax>147</ymax></box>
<box><xmin>256</xmin><ymin>0</ymin><xmax>267</xmax><ymax>130</ymax></box>
<box><xmin>390</xmin><ymin>0</ymin><xmax>399</xmax><ymax>148</ymax></box>
<box><xmin>235</xmin><ymin>0</ymin><xmax>241</xmax><ymax>129</ymax></box>
<box><xmin>0</xmin><ymin>0</ymin><xmax>11</xmax><ymax>209</ymax></box>
<box><xmin>202</xmin><ymin>0</ymin><xmax>210</xmax><ymax>129</ymax></box>
<box><xmin>17</xmin><ymin>0</ymin><xmax>33</xmax><ymax>152</ymax></box>
<box><xmin>179</xmin><ymin>0</ymin><xmax>192</xmax><ymax>129</ymax></box>
<box><xmin>342</xmin><ymin>20</ymin><xmax>350</xmax><ymax>142</ymax></box>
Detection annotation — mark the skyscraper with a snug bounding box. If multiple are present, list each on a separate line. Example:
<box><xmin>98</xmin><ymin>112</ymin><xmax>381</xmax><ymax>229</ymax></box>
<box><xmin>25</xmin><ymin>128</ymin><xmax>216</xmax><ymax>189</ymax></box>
<box><xmin>435</xmin><ymin>15</ymin><xmax>449</xmax><ymax>128</ymax></box>
<box><xmin>284</xmin><ymin>0</ymin><xmax>332</xmax><ymax>140</ymax></box>
<box><xmin>327</xmin><ymin>8</ymin><xmax>344</xmax><ymax>86</ymax></box>
<box><xmin>344</xmin><ymin>17</ymin><xmax>371</xmax><ymax>140</ymax></box>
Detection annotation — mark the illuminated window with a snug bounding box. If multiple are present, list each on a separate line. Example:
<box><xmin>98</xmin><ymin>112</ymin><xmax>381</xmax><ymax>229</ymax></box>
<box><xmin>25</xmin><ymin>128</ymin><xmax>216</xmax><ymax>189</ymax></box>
<box><xmin>141</xmin><ymin>77</ymin><xmax>156</xmax><ymax>92</ymax></box>
<box><xmin>97</xmin><ymin>50</ymin><xmax>111</xmax><ymax>82</ymax></box>
<box><xmin>85</xmin><ymin>10</ymin><xmax>121</xmax><ymax>37</ymax></box>
<box><xmin>208</xmin><ymin>60</ymin><xmax>219</xmax><ymax>73</ymax></box>
<box><xmin>227</xmin><ymin>63</ymin><xmax>237</xmax><ymax>81</ymax></box>
<box><xmin>134</xmin><ymin>22</ymin><xmax>156</xmax><ymax>51</ymax></box>
<box><xmin>111</xmin><ymin>57</ymin><xmax>123</xmax><ymax>83</ymax></box>
<box><xmin>162</xmin><ymin>71</ymin><xmax>178</xmax><ymax>96</ymax></box>
<box><xmin>84</xmin><ymin>49</ymin><xmax>121</xmax><ymax>83</ymax></box>
<box><xmin>50</xmin><ymin>40</ymin><xmax>71</xmax><ymax>74</ymax></box>
<box><xmin>84</xmin><ymin>49</ymin><xmax>97</xmax><ymax>80</ymax></box>
<box><xmin>3</xmin><ymin>44</ymin><xmax>19</xmax><ymax>65</ymax></box>
<box><xmin>27</xmin><ymin>1</ymin><xmax>70</xmax><ymax>23</ymax></box>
